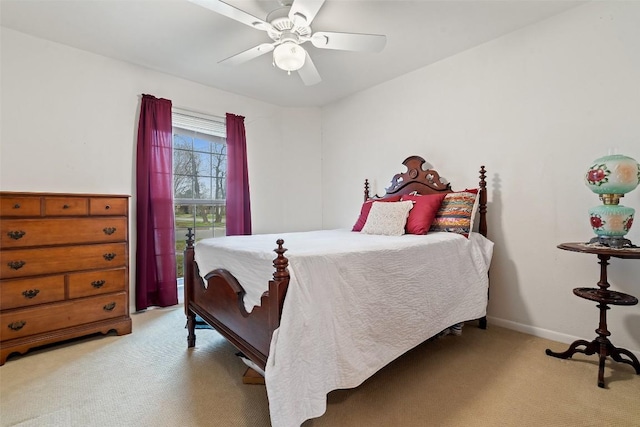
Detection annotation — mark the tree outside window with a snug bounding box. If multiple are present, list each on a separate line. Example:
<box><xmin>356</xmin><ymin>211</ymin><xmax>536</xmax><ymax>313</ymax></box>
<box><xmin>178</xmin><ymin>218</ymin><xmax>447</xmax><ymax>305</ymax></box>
<box><xmin>172</xmin><ymin>112</ymin><xmax>226</xmax><ymax>279</ymax></box>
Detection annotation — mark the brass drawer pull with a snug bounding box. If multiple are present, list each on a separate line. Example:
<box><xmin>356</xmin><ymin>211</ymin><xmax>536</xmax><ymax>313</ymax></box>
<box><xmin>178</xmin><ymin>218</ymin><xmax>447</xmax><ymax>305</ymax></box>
<box><xmin>8</xmin><ymin>260</ymin><xmax>26</xmax><ymax>270</ymax></box>
<box><xmin>103</xmin><ymin>227</ymin><xmax>116</xmax><ymax>235</ymax></box>
<box><xmin>103</xmin><ymin>302</ymin><xmax>116</xmax><ymax>311</ymax></box>
<box><xmin>103</xmin><ymin>253</ymin><xmax>116</xmax><ymax>261</ymax></box>
<box><xmin>8</xmin><ymin>321</ymin><xmax>26</xmax><ymax>331</ymax></box>
<box><xmin>91</xmin><ymin>280</ymin><xmax>106</xmax><ymax>288</ymax></box>
<box><xmin>7</xmin><ymin>230</ymin><xmax>26</xmax><ymax>240</ymax></box>
<box><xmin>22</xmin><ymin>289</ymin><xmax>40</xmax><ymax>299</ymax></box>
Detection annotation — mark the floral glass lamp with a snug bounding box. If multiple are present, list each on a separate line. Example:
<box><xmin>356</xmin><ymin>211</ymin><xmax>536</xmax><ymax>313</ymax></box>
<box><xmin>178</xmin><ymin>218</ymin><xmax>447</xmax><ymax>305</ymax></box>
<box><xmin>585</xmin><ymin>154</ymin><xmax>640</xmax><ymax>248</ymax></box>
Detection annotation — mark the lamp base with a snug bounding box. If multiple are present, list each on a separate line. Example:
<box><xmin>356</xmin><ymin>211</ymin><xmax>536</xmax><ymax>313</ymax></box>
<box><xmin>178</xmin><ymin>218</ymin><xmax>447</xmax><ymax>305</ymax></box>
<box><xmin>588</xmin><ymin>236</ymin><xmax>637</xmax><ymax>249</ymax></box>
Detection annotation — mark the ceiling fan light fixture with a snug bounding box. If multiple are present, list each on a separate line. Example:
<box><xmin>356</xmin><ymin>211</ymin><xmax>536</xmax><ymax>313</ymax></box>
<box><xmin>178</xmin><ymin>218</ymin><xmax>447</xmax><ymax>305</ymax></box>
<box><xmin>273</xmin><ymin>42</ymin><xmax>306</xmax><ymax>72</ymax></box>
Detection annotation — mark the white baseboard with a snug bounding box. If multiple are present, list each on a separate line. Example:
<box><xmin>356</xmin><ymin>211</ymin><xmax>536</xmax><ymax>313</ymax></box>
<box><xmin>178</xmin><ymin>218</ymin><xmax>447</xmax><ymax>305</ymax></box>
<box><xmin>486</xmin><ymin>316</ymin><xmax>640</xmax><ymax>360</ymax></box>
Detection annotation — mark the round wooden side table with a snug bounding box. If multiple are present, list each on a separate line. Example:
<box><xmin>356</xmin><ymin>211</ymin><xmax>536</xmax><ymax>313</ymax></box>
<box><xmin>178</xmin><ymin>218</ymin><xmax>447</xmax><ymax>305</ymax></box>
<box><xmin>545</xmin><ymin>242</ymin><xmax>640</xmax><ymax>388</ymax></box>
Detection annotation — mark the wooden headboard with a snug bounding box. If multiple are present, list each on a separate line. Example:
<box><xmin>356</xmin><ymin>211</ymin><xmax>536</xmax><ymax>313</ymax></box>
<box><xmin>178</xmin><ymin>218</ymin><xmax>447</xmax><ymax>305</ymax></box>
<box><xmin>363</xmin><ymin>155</ymin><xmax>488</xmax><ymax>237</ymax></box>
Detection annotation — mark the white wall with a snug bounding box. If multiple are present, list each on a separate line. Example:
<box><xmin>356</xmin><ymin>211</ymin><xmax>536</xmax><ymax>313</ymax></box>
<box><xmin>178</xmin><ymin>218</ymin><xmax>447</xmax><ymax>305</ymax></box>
<box><xmin>0</xmin><ymin>28</ymin><xmax>323</xmax><ymax>309</ymax></box>
<box><xmin>321</xmin><ymin>1</ymin><xmax>640</xmax><ymax>356</ymax></box>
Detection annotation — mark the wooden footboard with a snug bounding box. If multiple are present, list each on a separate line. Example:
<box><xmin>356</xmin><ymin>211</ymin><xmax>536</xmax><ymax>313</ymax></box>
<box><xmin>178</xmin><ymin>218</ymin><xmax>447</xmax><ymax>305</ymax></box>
<box><xmin>184</xmin><ymin>230</ymin><xmax>289</xmax><ymax>370</ymax></box>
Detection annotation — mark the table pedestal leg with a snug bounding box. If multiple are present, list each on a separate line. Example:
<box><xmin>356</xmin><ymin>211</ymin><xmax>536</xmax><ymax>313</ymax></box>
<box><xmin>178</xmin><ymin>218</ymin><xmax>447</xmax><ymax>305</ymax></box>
<box><xmin>546</xmin><ymin>290</ymin><xmax>640</xmax><ymax>387</ymax></box>
<box><xmin>546</xmin><ymin>337</ymin><xmax>640</xmax><ymax>387</ymax></box>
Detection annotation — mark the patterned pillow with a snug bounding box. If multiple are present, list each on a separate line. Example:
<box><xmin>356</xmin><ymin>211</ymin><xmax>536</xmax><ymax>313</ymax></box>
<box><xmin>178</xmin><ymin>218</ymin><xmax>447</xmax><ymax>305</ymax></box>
<box><xmin>429</xmin><ymin>189</ymin><xmax>479</xmax><ymax>237</ymax></box>
<box><xmin>361</xmin><ymin>201</ymin><xmax>414</xmax><ymax>236</ymax></box>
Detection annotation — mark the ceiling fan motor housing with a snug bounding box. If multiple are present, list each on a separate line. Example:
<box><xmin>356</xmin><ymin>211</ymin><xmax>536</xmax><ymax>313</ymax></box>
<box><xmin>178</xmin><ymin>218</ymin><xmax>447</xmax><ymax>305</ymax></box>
<box><xmin>267</xmin><ymin>6</ymin><xmax>312</xmax><ymax>43</ymax></box>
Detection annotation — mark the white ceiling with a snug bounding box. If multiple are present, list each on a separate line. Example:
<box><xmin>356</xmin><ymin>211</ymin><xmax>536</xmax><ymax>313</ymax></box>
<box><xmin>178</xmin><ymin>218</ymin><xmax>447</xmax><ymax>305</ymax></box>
<box><xmin>0</xmin><ymin>0</ymin><xmax>583</xmax><ymax>107</ymax></box>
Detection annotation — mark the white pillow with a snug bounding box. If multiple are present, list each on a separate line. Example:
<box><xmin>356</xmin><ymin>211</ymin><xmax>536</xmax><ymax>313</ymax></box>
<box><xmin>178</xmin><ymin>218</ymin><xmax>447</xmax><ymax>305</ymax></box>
<box><xmin>361</xmin><ymin>201</ymin><xmax>414</xmax><ymax>236</ymax></box>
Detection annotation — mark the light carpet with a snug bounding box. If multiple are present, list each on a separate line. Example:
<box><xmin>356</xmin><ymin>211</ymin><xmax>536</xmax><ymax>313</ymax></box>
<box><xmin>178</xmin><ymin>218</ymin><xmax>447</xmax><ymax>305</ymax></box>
<box><xmin>1</xmin><ymin>306</ymin><xmax>638</xmax><ymax>427</ymax></box>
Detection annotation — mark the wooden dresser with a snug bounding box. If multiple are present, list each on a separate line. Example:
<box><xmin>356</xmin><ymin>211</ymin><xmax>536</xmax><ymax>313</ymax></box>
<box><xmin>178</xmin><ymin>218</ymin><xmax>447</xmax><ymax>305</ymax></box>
<box><xmin>0</xmin><ymin>192</ymin><xmax>132</xmax><ymax>364</ymax></box>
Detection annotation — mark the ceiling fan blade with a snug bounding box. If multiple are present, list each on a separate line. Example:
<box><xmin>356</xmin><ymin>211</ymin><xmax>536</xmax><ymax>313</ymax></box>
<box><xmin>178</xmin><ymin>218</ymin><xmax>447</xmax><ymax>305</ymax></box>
<box><xmin>311</xmin><ymin>31</ymin><xmax>387</xmax><ymax>52</ymax></box>
<box><xmin>188</xmin><ymin>0</ymin><xmax>272</xmax><ymax>31</ymax></box>
<box><xmin>288</xmin><ymin>0</ymin><xmax>325</xmax><ymax>27</ymax></box>
<box><xmin>219</xmin><ymin>43</ymin><xmax>275</xmax><ymax>66</ymax></box>
<box><xmin>297</xmin><ymin>51</ymin><xmax>321</xmax><ymax>86</ymax></box>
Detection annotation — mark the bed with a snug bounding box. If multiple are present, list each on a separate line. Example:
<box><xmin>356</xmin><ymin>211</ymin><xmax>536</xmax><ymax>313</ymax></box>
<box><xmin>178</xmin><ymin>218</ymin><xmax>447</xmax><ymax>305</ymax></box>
<box><xmin>183</xmin><ymin>155</ymin><xmax>492</xmax><ymax>426</ymax></box>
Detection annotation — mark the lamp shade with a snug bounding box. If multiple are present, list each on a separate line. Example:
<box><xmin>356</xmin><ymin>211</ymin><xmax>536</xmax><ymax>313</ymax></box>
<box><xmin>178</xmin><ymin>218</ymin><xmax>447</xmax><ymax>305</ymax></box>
<box><xmin>273</xmin><ymin>42</ymin><xmax>306</xmax><ymax>72</ymax></box>
<box><xmin>584</xmin><ymin>154</ymin><xmax>640</xmax><ymax>195</ymax></box>
<box><xmin>584</xmin><ymin>153</ymin><xmax>639</xmax><ymax>247</ymax></box>
<box><xmin>589</xmin><ymin>204</ymin><xmax>634</xmax><ymax>238</ymax></box>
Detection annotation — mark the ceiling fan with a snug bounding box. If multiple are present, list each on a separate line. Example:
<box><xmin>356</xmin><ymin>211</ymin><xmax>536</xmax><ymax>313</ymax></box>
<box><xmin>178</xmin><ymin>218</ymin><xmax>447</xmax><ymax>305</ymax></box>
<box><xmin>188</xmin><ymin>0</ymin><xmax>387</xmax><ymax>86</ymax></box>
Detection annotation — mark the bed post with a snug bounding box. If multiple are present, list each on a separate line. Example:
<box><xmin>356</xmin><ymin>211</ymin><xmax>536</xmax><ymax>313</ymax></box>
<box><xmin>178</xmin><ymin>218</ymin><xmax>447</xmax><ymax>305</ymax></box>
<box><xmin>478</xmin><ymin>166</ymin><xmax>488</xmax><ymax>330</ymax></box>
<box><xmin>364</xmin><ymin>179</ymin><xmax>370</xmax><ymax>202</ymax></box>
<box><xmin>184</xmin><ymin>227</ymin><xmax>197</xmax><ymax>347</ymax></box>
<box><xmin>478</xmin><ymin>166</ymin><xmax>488</xmax><ymax>238</ymax></box>
<box><xmin>268</xmin><ymin>239</ymin><xmax>290</xmax><ymax>332</ymax></box>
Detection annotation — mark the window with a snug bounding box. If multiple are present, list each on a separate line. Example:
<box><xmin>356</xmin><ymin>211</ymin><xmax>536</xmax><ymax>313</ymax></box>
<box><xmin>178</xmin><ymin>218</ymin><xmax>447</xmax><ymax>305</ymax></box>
<box><xmin>172</xmin><ymin>108</ymin><xmax>226</xmax><ymax>279</ymax></box>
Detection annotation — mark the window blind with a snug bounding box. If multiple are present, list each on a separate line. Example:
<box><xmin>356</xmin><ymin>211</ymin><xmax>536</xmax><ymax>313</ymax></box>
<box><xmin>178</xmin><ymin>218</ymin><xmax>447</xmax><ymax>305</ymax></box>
<box><xmin>172</xmin><ymin>108</ymin><xmax>226</xmax><ymax>137</ymax></box>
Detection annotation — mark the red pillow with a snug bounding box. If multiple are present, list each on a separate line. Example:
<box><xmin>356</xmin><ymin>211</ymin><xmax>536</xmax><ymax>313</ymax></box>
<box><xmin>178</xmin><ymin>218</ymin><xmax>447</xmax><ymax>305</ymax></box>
<box><xmin>401</xmin><ymin>193</ymin><xmax>447</xmax><ymax>234</ymax></box>
<box><xmin>352</xmin><ymin>195</ymin><xmax>402</xmax><ymax>231</ymax></box>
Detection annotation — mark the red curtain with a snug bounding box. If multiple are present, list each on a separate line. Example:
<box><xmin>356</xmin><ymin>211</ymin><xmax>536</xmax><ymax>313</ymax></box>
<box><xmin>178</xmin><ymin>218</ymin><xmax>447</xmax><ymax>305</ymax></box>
<box><xmin>135</xmin><ymin>94</ymin><xmax>178</xmax><ymax>311</ymax></box>
<box><xmin>225</xmin><ymin>113</ymin><xmax>252</xmax><ymax>236</ymax></box>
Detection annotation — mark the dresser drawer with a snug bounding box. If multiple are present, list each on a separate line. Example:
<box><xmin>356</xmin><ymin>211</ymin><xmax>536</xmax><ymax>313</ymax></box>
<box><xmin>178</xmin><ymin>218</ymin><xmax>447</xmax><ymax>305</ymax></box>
<box><xmin>0</xmin><ymin>275</ymin><xmax>66</xmax><ymax>310</ymax></box>
<box><xmin>0</xmin><ymin>242</ymin><xmax>127</xmax><ymax>279</ymax></box>
<box><xmin>44</xmin><ymin>197</ymin><xmax>88</xmax><ymax>216</ymax></box>
<box><xmin>0</xmin><ymin>196</ymin><xmax>41</xmax><ymax>217</ymax></box>
<box><xmin>68</xmin><ymin>268</ymin><xmax>127</xmax><ymax>299</ymax></box>
<box><xmin>1</xmin><ymin>217</ymin><xmax>127</xmax><ymax>248</ymax></box>
<box><xmin>90</xmin><ymin>198</ymin><xmax>127</xmax><ymax>216</ymax></box>
<box><xmin>1</xmin><ymin>292</ymin><xmax>127</xmax><ymax>341</ymax></box>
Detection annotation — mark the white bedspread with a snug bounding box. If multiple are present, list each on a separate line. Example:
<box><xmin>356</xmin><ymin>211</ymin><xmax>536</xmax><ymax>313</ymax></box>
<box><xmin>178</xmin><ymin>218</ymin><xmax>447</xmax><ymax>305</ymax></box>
<box><xmin>194</xmin><ymin>229</ymin><xmax>493</xmax><ymax>427</ymax></box>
